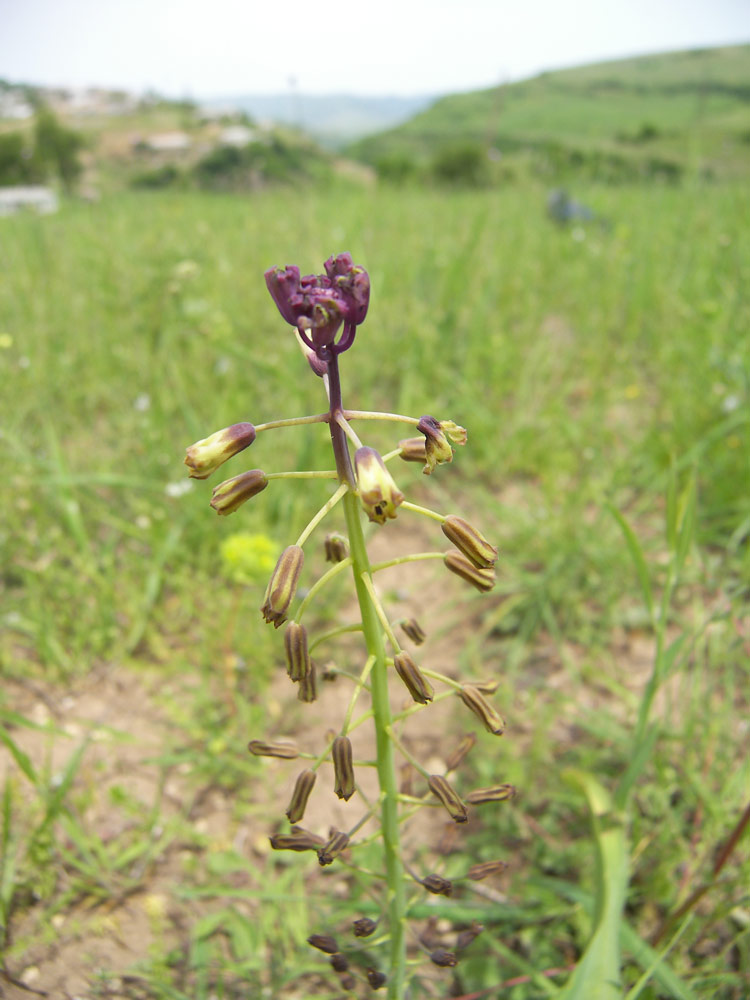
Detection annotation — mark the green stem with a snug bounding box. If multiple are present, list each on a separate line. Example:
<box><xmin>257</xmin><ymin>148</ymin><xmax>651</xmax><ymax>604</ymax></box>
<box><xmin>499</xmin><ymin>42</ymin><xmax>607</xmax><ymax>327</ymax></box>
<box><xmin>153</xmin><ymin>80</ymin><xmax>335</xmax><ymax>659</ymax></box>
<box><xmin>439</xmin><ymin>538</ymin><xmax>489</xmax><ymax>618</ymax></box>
<box><xmin>342</xmin><ymin>489</ymin><xmax>407</xmax><ymax>999</ymax></box>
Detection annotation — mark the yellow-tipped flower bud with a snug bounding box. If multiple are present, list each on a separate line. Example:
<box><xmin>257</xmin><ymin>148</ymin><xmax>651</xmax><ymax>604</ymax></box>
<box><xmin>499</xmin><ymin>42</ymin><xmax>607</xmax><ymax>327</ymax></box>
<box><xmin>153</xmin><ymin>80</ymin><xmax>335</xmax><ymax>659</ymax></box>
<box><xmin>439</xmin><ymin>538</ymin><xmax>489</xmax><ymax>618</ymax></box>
<box><xmin>283</xmin><ymin>621</ymin><xmax>311</xmax><ymax>682</ymax></box>
<box><xmin>285</xmin><ymin>769</ymin><xmax>316</xmax><ymax>823</ymax></box>
<box><xmin>298</xmin><ymin>661</ymin><xmax>317</xmax><ymax>702</ymax></box>
<box><xmin>400</xmin><ymin>618</ymin><xmax>426</xmax><ymax>645</ymax></box>
<box><xmin>445</xmin><ymin>732</ymin><xmax>477</xmax><ymax>772</ymax></box>
<box><xmin>466</xmin><ymin>859</ymin><xmax>509</xmax><ymax>881</ymax></box>
<box><xmin>421</xmin><ymin>873</ymin><xmax>453</xmax><ymax>896</ymax></box>
<box><xmin>444</xmin><ymin>551</ymin><xmax>495</xmax><ymax>592</ymax></box>
<box><xmin>458</xmin><ymin>684</ymin><xmax>505</xmax><ymax>735</ymax></box>
<box><xmin>393</xmin><ymin>652</ymin><xmax>434</xmax><ymax>704</ymax></box>
<box><xmin>184</xmin><ymin>422</ymin><xmax>256</xmax><ymax>479</ymax></box>
<box><xmin>261</xmin><ymin>545</ymin><xmax>304</xmax><ymax>627</ymax></box>
<box><xmin>441</xmin><ymin>515</ymin><xmax>497</xmax><ymax>568</ymax></box>
<box><xmin>429</xmin><ymin>949</ymin><xmax>458</xmax><ymax>968</ymax></box>
<box><xmin>270</xmin><ymin>826</ymin><xmax>325</xmax><ymax>852</ymax></box>
<box><xmin>247</xmin><ymin>739</ymin><xmax>299</xmax><ymax>759</ymax></box>
<box><xmin>324</xmin><ymin>532</ymin><xmax>349</xmax><ymax>563</ymax></box>
<box><xmin>354</xmin><ymin>446</ymin><xmax>404</xmax><ymax>525</ymax></box>
<box><xmin>428</xmin><ymin>774</ymin><xmax>468</xmax><ymax>824</ymax></box>
<box><xmin>456</xmin><ymin>923</ymin><xmax>484</xmax><ymax>949</ymax></box>
<box><xmin>398</xmin><ymin>437</ymin><xmax>427</xmax><ymax>463</ymax></box>
<box><xmin>210</xmin><ymin>469</ymin><xmax>268</xmax><ymax>515</ymax></box>
<box><xmin>466</xmin><ymin>784</ymin><xmax>517</xmax><ymax>804</ymax></box>
<box><xmin>417</xmin><ymin>415</ymin><xmax>453</xmax><ymax>475</ymax></box>
<box><xmin>318</xmin><ymin>828</ymin><xmax>350</xmax><ymax>866</ymax></box>
<box><xmin>332</xmin><ymin>735</ymin><xmax>355</xmax><ymax>801</ymax></box>
<box><xmin>353</xmin><ymin>917</ymin><xmax>378</xmax><ymax>937</ymax></box>
<box><xmin>366</xmin><ymin>969</ymin><xmax>387</xmax><ymax>989</ymax></box>
<box><xmin>307</xmin><ymin>933</ymin><xmax>339</xmax><ymax>954</ymax></box>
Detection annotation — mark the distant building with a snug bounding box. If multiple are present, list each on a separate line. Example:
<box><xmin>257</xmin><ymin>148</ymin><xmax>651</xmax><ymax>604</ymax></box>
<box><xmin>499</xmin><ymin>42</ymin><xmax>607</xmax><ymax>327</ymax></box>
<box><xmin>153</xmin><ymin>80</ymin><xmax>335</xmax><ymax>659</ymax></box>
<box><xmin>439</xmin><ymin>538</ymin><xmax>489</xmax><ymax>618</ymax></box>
<box><xmin>219</xmin><ymin>125</ymin><xmax>255</xmax><ymax>147</ymax></box>
<box><xmin>0</xmin><ymin>186</ymin><xmax>59</xmax><ymax>217</ymax></box>
<box><xmin>0</xmin><ymin>92</ymin><xmax>33</xmax><ymax>120</ymax></box>
<box><xmin>139</xmin><ymin>132</ymin><xmax>192</xmax><ymax>153</ymax></box>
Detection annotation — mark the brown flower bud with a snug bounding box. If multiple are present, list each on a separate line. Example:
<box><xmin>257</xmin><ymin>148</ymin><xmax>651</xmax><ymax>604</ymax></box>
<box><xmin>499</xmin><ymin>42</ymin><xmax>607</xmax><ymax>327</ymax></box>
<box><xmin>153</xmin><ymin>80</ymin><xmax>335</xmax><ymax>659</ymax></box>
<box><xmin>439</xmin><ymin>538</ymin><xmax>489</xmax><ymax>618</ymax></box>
<box><xmin>441</xmin><ymin>515</ymin><xmax>497</xmax><ymax>568</ymax></box>
<box><xmin>261</xmin><ymin>545</ymin><xmax>304</xmax><ymax>627</ymax></box>
<box><xmin>285</xmin><ymin>769</ymin><xmax>316</xmax><ymax>823</ymax></box>
<box><xmin>417</xmin><ymin>414</ymin><xmax>453</xmax><ymax>475</ymax></box>
<box><xmin>398</xmin><ymin>436</ymin><xmax>426</xmax><ymax>463</ymax></box>
<box><xmin>456</xmin><ymin>922</ymin><xmax>484</xmax><ymax>950</ymax></box>
<box><xmin>445</xmin><ymin>732</ymin><xmax>477</xmax><ymax>772</ymax></box>
<box><xmin>466</xmin><ymin>859</ymin><xmax>509</xmax><ymax>881</ymax></box>
<box><xmin>330</xmin><ymin>953</ymin><xmax>349</xmax><ymax>973</ymax></box>
<box><xmin>430</xmin><ymin>949</ymin><xmax>458</xmax><ymax>967</ymax></box>
<box><xmin>297</xmin><ymin>661</ymin><xmax>317</xmax><ymax>703</ymax></box>
<box><xmin>339</xmin><ymin>974</ymin><xmax>357</xmax><ymax>991</ymax></box>
<box><xmin>318</xmin><ymin>828</ymin><xmax>350</xmax><ymax>866</ymax></box>
<box><xmin>283</xmin><ymin>621</ymin><xmax>311</xmax><ymax>682</ymax></box>
<box><xmin>428</xmin><ymin>774</ymin><xmax>468</xmax><ymax>823</ymax></box>
<box><xmin>332</xmin><ymin>736</ymin><xmax>355</xmax><ymax>801</ymax></box>
<box><xmin>307</xmin><ymin>933</ymin><xmax>339</xmax><ymax>954</ymax></box>
<box><xmin>393</xmin><ymin>652</ymin><xmax>434</xmax><ymax>704</ymax></box>
<box><xmin>353</xmin><ymin>917</ymin><xmax>377</xmax><ymax>938</ymax></box>
<box><xmin>354</xmin><ymin>446</ymin><xmax>404</xmax><ymax>524</ymax></box>
<box><xmin>465</xmin><ymin>784</ymin><xmax>516</xmax><ymax>804</ymax></box>
<box><xmin>247</xmin><ymin>739</ymin><xmax>299</xmax><ymax>759</ymax></box>
<box><xmin>421</xmin><ymin>873</ymin><xmax>453</xmax><ymax>896</ymax></box>
<box><xmin>367</xmin><ymin>968</ymin><xmax>387</xmax><ymax>989</ymax></box>
<box><xmin>324</xmin><ymin>532</ymin><xmax>349</xmax><ymax>562</ymax></box>
<box><xmin>270</xmin><ymin>826</ymin><xmax>325</xmax><ymax>852</ymax></box>
<box><xmin>185</xmin><ymin>422</ymin><xmax>256</xmax><ymax>479</ymax></box>
<box><xmin>210</xmin><ymin>469</ymin><xmax>268</xmax><ymax>515</ymax></box>
<box><xmin>459</xmin><ymin>685</ymin><xmax>505</xmax><ymax>735</ymax></box>
<box><xmin>400</xmin><ymin>617</ymin><xmax>426</xmax><ymax>645</ymax></box>
<box><xmin>444</xmin><ymin>550</ymin><xmax>495</xmax><ymax>592</ymax></box>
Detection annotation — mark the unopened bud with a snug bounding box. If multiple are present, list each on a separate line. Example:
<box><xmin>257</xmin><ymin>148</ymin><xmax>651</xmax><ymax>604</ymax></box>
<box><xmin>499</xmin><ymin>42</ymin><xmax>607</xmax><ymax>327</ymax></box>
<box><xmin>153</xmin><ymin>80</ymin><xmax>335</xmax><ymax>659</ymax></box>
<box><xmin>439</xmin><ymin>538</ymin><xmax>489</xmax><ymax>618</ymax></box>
<box><xmin>184</xmin><ymin>422</ymin><xmax>256</xmax><ymax>479</ymax></box>
<box><xmin>366</xmin><ymin>969</ymin><xmax>387</xmax><ymax>989</ymax></box>
<box><xmin>354</xmin><ymin>447</ymin><xmax>404</xmax><ymax>525</ymax></box>
<box><xmin>444</xmin><ymin>551</ymin><xmax>495</xmax><ymax>592</ymax></box>
<box><xmin>466</xmin><ymin>784</ymin><xmax>516</xmax><ymax>804</ymax></box>
<box><xmin>466</xmin><ymin>859</ymin><xmax>508</xmax><ymax>881</ymax></box>
<box><xmin>398</xmin><ymin>437</ymin><xmax>427</xmax><ymax>463</ymax></box>
<box><xmin>421</xmin><ymin>873</ymin><xmax>453</xmax><ymax>896</ymax></box>
<box><xmin>318</xmin><ymin>828</ymin><xmax>349</xmax><ymax>866</ymax></box>
<box><xmin>393</xmin><ymin>652</ymin><xmax>434</xmax><ymax>704</ymax></box>
<box><xmin>353</xmin><ymin>917</ymin><xmax>377</xmax><ymax>938</ymax></box>
<box><xmin>330</xmin><ymin>953</ymin><xmax>349</xmax><ymax>974</ymax></box>
<box><xmin>428</xmin><ymin>774</ymin><xmax>468</xmax><ymax>823</ymax></box>
<box><xmin>247</xmin><ymin>739</ymin><xmax>299</xmax><ymax>759</ymax></box>
<box><xmin>430</xmin><ymin>949</ymin><xmax>458</xmax><ymax>967</ymax></box>
<box><xmin>298</xmin><ymin>661</ymin><xmax>317</xmax><ymax>702</ymax></box>
<box><xmin>261</xmin><ymin>545</ymin><xmax>304</xmax><ymax>627</ymax></box>
<box><xmin>441</xmin><ymin>515</ymin><xmax>497</xmax><ymax>568</ymax></box>
<box><xmin>339</xmin><ymin>974</ymin><xmax>357</xmax><ymax>991</ymax></box>
<box><xmin>474</xmin><ymin>677</ymin><xmax>499</xmax><ymax>694</ymax></box>
<box><xmin>332</xmin><ymin>736</ymin><xmax>355</xmax><ymax>801</ymax></box>
<box><xmin>270</xmin><ymin>826</ymin><xmax>325</xmax><ymax>852</ymax></box>
<box><xmin>210</xmin><ymin>469</ymin><xmax>268</xmax><ymax>515</ymax></box>
<box><xmin>324</xmin><ymin>532</ymin><xmax>349</xmax><ymax>562</ymax></box>
<box><xmin>440</xmin><ymin>420</ymin><xmax>467</xmax><ymax>445</ymax></box>
<box><xmin>445</xmin><ymin>732</ymin><xmax>477</xmax><ymax>772</ymax></box>
<box><xmin>459</xmin><ymin>685</ymin><xmax>505</xmax><ymax>735</ymax></box>
<box><xmin>456</xmin><ymin>922</ymin><xmax>484</xmax><ymax>950</ymax></box>
<box><xmin>417</xmin><ymin>415</ymin><xmax>453</xmax><ymax>475</ymax></box>
<box><xmin>307</xmin><ymin>933</ymin><xmax>339</xmax><ymax>954</ymax></box>
<box><xmin>283</xmin><ymin>621</ymin><xmax>311</xmax><ymax>682</ymax></box>
<box><xmin>400</xmin><ymin>617</ymin><xmax>426</xmax><ymax>645</ymax></box>
<box><xmin>285</xmin><ymin>769</ymin><xmax>316</xmax><ymax>823</ymax></box>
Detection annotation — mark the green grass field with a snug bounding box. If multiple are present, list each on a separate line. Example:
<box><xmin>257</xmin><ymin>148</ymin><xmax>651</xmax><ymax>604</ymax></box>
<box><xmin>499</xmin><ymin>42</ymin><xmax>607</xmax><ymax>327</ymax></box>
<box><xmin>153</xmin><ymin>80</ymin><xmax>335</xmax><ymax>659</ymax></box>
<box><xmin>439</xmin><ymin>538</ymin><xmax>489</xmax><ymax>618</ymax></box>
<box><xmin>1</xmin><ymin>179</ymin><xmax>749</xmax><ymax>998</ymax></box>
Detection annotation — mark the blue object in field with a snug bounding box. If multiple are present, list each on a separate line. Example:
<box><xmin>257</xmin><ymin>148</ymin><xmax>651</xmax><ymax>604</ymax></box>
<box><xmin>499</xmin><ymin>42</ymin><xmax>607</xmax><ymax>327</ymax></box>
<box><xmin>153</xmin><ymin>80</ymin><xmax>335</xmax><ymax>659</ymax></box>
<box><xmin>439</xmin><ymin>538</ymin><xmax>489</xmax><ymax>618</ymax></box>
<box><xmin>547</xmin><ymin>189</ymin><xmax>596</xmax><ymax>224</ymax></box>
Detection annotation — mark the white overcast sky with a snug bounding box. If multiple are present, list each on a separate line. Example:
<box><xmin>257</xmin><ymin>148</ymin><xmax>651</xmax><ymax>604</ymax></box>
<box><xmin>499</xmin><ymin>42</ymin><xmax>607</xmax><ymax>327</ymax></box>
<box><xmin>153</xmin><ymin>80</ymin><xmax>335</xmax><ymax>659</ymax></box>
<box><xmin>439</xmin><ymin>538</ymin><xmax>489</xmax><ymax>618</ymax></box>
<box><xmin>1</xmin><ymin>0</ymin><xmax>748</xmax><ymax>97</ymax></box>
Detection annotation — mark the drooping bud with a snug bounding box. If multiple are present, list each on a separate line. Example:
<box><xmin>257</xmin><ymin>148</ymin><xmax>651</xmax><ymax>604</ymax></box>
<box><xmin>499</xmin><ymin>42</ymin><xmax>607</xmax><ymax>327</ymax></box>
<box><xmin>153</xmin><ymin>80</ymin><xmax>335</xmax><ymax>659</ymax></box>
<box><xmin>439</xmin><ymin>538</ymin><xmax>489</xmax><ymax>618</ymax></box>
<box><xmin>261</xmin><ymin>545</ymin><xmax>304</xmax><ymax>627</ymax></box>
<box><xmin>318</xmin><ymin>828</ymin><xmax>350</xmax><ymax>866</ymax></box>
<box><xmin>324</xmin><ymin>252</ymin><xmax>370</xmax><ymax>326</ymax></box>
<box><xmin>429</xmin><ymin>949</ymin><xmax>458</xmax><ymax>968</ymax></box>
<box><xmin>283</xmin><ymin>621</ymin><xmax>311</xmax><ymax>682</ymax></box>
<box><xmin>466</xmin><ymin>784</ymin><xmax>516</xmax><ymax>804</ymax></box>
<box><xmin>339</xmin><ymin>974</ymin><xmax>357</xmax><ymax>991</ymax></box>
<box><xmin>332</xmin><ymin>736</ymin><xmax>356</xmax><ymax>801</ymax></box>
<box><xmin>417</xmin><ymin>415</ymin><xmax>453</xmax><ymax>475</ymax></box>
<box><xmin>285</xmin><ymin>769</ymin><xmax>316</xmax><ymax>823</ymax></box>
<box><xmin>367</xmin><ymin>968</ymin><xmax>387</xmax><ymax>988</ymax></box>
<box><xmin>265</xmin><ymin>264</ymin><xmax>302</xmax><ymax>326</ymax></box>
<box><xmin>440</xmin><ymin>420</ymin><xmax>467</xmax><ymax>445</ymax></box>
<box><xmin>456</xmin><ymin>923</ymin><xmax>484</xmax><ymax>950</ymax></box>
<box><xmin>295</xmin><ymin>329</ymin><xmax>328</xmax><ymax>377</ymax></box>
<box><xmin>393</xmin><ymin>652</ymin><xmax>434</xmax><ymax>704</ymax></box>
<box><xmin>459</xmin><ymin>685</ymin><xmax>505</xmax><ymax>735</ymax></box>
<box><xmin>307</xmin><ymin>933</ymin><xmax>339</xmax><ymax>954</ymax></box>
<box><xmin>298</xmin><ymin>661</ymin><xmax>317</xmax><ymax>703</ymax></box>
<box><xmin>400</xmin><ymin>618</ymin><xmax>426</xmax><ymax>645</ymax></box>
<box><xmin>444</xmin><ymin>551</ymin><xmax>495</xmax><ymax>592</ymax></box>
<box><xmin>330</xmin><ymin>953</ymin><xmax>349</xmax><ymax>974</ymax></box>
<box><xmin>324</xmin><ymin>532</ymin><xmax>349</xmax><ymax>563</ymax></box>
<box><xmin>354</xmin><ymin>447</ymin><xmax>404</xmax><ymax>525</ymax></box>
<box><xmin>247</xmin><ymin>739</ymin><xmax>299</xmax><ymax>759</ymax></box>
<box><xmin>184</xmin><ymin>422</ymin><xmax>256</xmax><ymax>479</ymax></box>
<box><xmin>398</xmin><ymin>437</ymin><xmax>427</xmax><ymax>463</ymax></box>
<box><xmin>445</xmin><ymin>732</ymin><xmax>477</xmax><ymax>772</ymax></box>
<box><xmin>353</xmin><ymin>917</ymin><xmax>377</xmax><ymax>938</ymax></box>
<box><xmin>441</xmin><ymin>515</ymin><xmax>498</xmax><ymax>568</ymax></box>
<box><xmin>421</xmin><ymin>874</ymin><xmax>453</xmax><ymax>896</ymax></box>
<box><xmin>270</xmin><ymin>826</ymin><xmax>325</xmax><ymax>851</ymax></box>
<box><xmin>466</xmin><ymin>859</ymin><xmax>509</xmax><ymax>881</ymax></box>
<box><xmin>209</xmin><ymin>469</ymin><xmax>268</xmax><ymax>515</ymax></box>
<box><xmin>428</xmin><ymin>775</ymin><xmax>468</xmax><ymax>824</ymax></box>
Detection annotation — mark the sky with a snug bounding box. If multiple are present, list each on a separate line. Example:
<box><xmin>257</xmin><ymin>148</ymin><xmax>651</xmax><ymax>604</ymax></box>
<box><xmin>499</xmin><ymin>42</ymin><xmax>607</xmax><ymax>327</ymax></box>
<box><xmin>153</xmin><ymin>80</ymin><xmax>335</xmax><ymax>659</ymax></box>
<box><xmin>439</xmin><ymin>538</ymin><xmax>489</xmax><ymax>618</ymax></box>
<box><xmin>1</xmin><ymin>0</ymin><xmax>748</xmax><ymax>98</ymax></box>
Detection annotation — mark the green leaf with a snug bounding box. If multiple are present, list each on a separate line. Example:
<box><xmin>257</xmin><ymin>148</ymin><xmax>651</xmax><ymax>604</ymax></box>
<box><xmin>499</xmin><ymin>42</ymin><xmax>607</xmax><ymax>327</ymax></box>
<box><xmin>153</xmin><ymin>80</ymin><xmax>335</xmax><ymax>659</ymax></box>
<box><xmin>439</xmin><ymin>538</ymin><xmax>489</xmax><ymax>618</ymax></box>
<box><xmin>607</xmin><ymin>503</ymin><xmax>654</xmax><ymax>623</ymax></box>
<box><xmin>0</xmin><ymin>726</ymin><xmax>38</xmax><ymax>786</ymax></box>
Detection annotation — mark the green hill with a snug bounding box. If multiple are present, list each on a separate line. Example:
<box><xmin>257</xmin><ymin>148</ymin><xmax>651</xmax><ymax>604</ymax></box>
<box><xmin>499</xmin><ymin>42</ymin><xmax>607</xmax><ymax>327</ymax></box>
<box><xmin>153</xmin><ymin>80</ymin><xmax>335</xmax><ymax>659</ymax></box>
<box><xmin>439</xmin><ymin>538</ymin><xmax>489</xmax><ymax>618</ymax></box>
<box><xmin>350</xmin><ymin>44</ymin><xmax>750</xmax><ymax>182</ymax></box>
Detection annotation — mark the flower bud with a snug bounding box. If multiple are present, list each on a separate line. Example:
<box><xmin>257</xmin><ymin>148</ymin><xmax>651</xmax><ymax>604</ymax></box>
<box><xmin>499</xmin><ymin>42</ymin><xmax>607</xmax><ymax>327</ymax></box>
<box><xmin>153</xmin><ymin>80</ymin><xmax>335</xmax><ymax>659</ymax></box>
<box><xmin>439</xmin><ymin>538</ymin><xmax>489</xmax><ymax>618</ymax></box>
<box><xmin>330</xmin><ymin>953</ymin><xmax>349</xmax><ymax>973</ymax></box>
<box><xmin>459</xmin><ymin>685</ymin><xmax>505</xmax><ymax>735</ymax></box>
<box><xmin>283</xmin><ymin>621</ymin><xmax>311</xmax><ymax>682</ymax></box>
<box><xmin>332</xmin><ymin>736</ymin><xmax>355</xmax><ymax>801</ymax></box>
<box><xmin>441</xmin><ymin>515</ymin><xmax>497</xmax><ymax>568</ymax></box>
<box><xmin>456</xmin><ymin>923</ymin><xmax>484</xmax><ymax>950</ymax></box>
<box><xmin>421</xmin><ymin>873</ymin><xmax>453</xmax><ymax>896</ymax></box>
<box><xmin>440</xmin><ymin>420</ymin><xmax>467</xmax><ymax>445</ymax></box>
<box><xmin>466</xmin><ymin>784</ymin><xmax>516</xmax><ymax>804</ymax></box>
<box><xmin>430</xmin><ymin>949</ymin><xmax>458</xmax><ymax>968</ymax></box>
<box><xmin>324</xmin><ymin>532</ymin><xmax>349</xmax><ymax>563</ymax></box>
<box><xmin>398</xmin><ymin>437</ymin><xmax>427</xmax><ymax>463</ymax></box>
<box><xmin>428</xmin><ymin>774</ymin><xmax>468</xmax><ymax>824</ymax></box>
<box><xmin>297</xmin><ymin>661</ymin><xmax>317</xmax><ymax>703</ymax></box>
<box><xmin>417</xmin><ymin>415</ymin><xmax>453</xmax><ymax>475</ymax></box>
<box><xmin>354</xmin><ymin>447</ymin><xmax>404</xmax><ymax>525</ymax></box>
<box><xmin>466</xmin><ymin>859</ymin><xmax>509</xmax><ymax>881</ymax></box>
<box><xmin>324</xmin><ymin>252</ymin><xmax>370</xmax><ymax>326</ymax></box>
<box><xmin>265</xmin><ymin>264</ymin><xmax>302</xmax><ymax>326</ymax></box>
<box><xmin>307</xmin><ymin>933</ymin><xmax>339</xmax><ymax>954</ymax></box>
<box><xmin>270</xmin><ymin>826</ymin><xmax>325</xmax><ymax>851</ymax></box>
<box><xmin>444</xmin><ymin>551</ymin><xmax>495</xmax><ymax>592</ymax></box>
<box><xmin>285</xmin><ymin>769</ymin><xmax>316</xmax><ymax>823</ymax></box>
<box><xmin>339</xmin><ymin>974</ymin><xmax>357</xmax><ymax>991</ymax></box>
<box><xmin>318</xmin><ymin>828</ymin><xmax>350</xmax><ymax>866</ymax></box>
<box><xmin>367</xmin><ymin>969</ymin><xmax>387</xmax><ymax>989</ymax></box>
<box><xmin>353</xmin><ymin>917</ymin><xmax>377</xmax><ymax>938</ymax></box>
<box><xmin>261</xmin><ymin>545</ymin><xmax>304</xmax><ymax>627</ymax></box>
<box><xmin>184</xmin><ymin>422</ymin><xmax>256</xmax><ymax>479</ymax></box>
<box><xmin>247</xmin><ymin>739</ymin><xmax>299</xmax><ymax>759</ymax></box>
<box><xmin>445</xmin><ymin>732</ymin><xmax>477</xmax><ymax>772</ymax></box>
<box><xmin>393</xmin><ymin>652</ymin><xmax>433</xmax><ymax>704</ymax></box>
<box><xmin>474</xmin><ymin>677</ymin><xmax>499</xmax><ymax>694</ymax></box>
<box><xmin>400</xmin><ymin>618</ymin><xmax>426</xmax><ymax>645</ymax></box>
<box><xmin>209</xmin><ymin>469</ymin><xmax>268</xmax><ymax>515</ymax></box>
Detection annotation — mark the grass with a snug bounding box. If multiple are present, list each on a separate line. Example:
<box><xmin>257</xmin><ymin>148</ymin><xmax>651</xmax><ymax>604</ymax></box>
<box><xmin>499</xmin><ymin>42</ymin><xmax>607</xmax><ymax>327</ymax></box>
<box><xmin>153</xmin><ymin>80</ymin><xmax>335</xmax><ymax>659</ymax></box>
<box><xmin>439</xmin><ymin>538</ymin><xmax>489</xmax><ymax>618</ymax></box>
<box><xmin>0</xmin><ymin>179</ymin><xmax>749</xmax><ymax>997</ymax></box>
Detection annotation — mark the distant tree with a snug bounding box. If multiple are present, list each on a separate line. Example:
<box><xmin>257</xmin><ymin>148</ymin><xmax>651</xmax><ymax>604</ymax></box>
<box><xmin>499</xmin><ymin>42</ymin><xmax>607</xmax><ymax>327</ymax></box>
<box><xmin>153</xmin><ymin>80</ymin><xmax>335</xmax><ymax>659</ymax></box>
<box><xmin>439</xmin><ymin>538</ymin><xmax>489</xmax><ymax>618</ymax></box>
<box><xmin>431</xmin><ymin>142</ymin><xmax>488</xmax><ymax>187</ymax></box>
<box><xmin>32</xmin><ymin>108</ymin><xmax>84</xmax><ymax>191</ymax></box>
<box><xmin>0</xmin><ymin>130</ymin><xmax>40</xmax><ymax>184</ymax></box>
